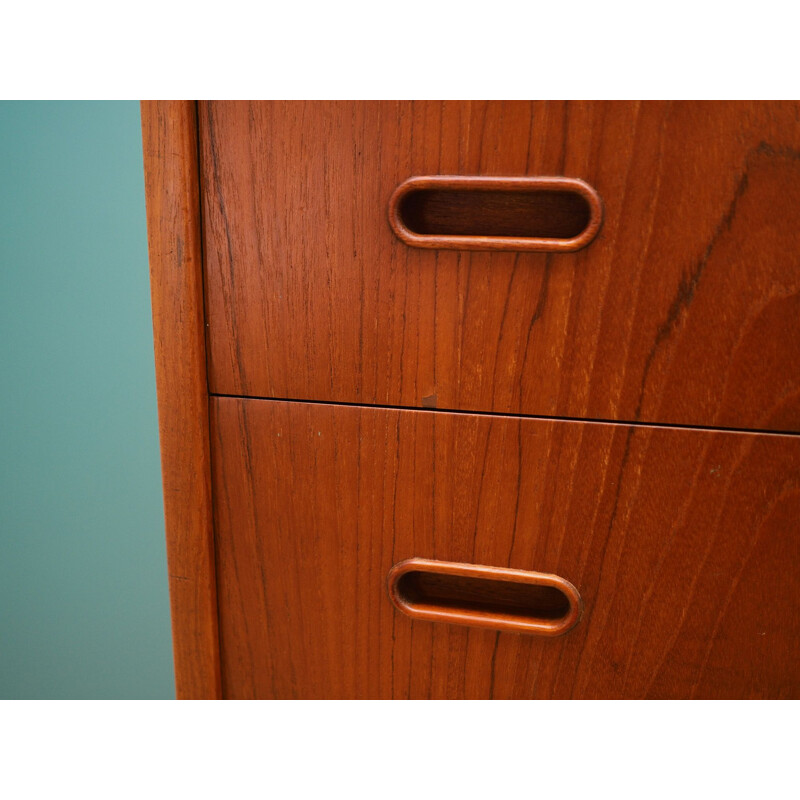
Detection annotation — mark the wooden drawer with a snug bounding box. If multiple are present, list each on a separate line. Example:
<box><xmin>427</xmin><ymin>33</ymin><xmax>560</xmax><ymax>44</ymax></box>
<box><xmin>201</xmin><ymin>101</ymin><xmax>800</xmax><ymax>431</ymax></box>
<box><xmin>210</xmin><ymin>397</ymin><xmax>800</xmax><ymax>699</ymax></box>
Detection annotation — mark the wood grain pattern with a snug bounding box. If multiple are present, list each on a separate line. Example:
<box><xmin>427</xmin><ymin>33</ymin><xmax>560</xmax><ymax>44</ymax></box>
<box><xmin>141</xmin><ymin>101</ymin><xmax>222</xmax><ymax>699</ymax></box>
<box><xmin>211</xmin><ymin>397</ymin><xmax>800</xmax><ymax>699</ymax></box>
<box><xmin>200</xmin><ymin>101</ymin><xmax>800</xmax><ymax>431</ymax></box>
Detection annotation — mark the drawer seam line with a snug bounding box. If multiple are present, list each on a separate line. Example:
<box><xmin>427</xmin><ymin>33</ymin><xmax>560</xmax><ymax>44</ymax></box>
<box><xmin>207</xmin><ymin>393</ymin><xmax>800</xmax><ymax>438</ymax></box>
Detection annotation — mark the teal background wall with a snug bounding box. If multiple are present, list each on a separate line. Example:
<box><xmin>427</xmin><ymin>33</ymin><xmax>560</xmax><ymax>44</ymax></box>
<box><xmin>0</xmin><ymin>101</ymin><xmax>174</xmax><ymax>698</ymax></box>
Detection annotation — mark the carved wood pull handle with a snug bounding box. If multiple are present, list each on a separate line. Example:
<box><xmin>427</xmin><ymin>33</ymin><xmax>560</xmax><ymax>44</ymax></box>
<box><xmin>388</xmin><ymin>175</ymin><xmax>603</xmax><ymax>252</ymax></box>
<box><xmin>387</xmin><ymin>558</ymin><xmax>583</xmax><ymax>636</ymax></box>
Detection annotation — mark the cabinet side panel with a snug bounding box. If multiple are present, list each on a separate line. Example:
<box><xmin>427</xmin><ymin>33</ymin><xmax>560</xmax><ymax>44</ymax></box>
<box><xmin>142</xmin><ymin>100</ymin><xmax>221</xmax><ymax>699</ymax></box>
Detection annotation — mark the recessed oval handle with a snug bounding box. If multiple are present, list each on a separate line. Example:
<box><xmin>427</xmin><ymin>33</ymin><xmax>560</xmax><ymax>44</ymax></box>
<box><xmin>388</xmin><ymin>175</ymin><xmax>603</xmax><ymax>252</ymax></box>
<box><xmin>387</xmin><ymin>558</ymin><xmax>582</xmax><ymax>636</ymax></box>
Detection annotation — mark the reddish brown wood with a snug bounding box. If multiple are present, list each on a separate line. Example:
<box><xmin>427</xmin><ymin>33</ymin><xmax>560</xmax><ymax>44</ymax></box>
<box><xmin>147</xmin><ymin>101</ymin><xmax>800</xmax><ymax>700</ymax></box>
<box><xmin>200</xmin><ymin>101</ymin><xmax>800</xmax><ymax>431</ymax></box>
<box><xmin>388</xmin><ymin>175</ymin><xmax>602</xmax><ymax>251</ymax></box>
<box><xmin>387</xmin><ymin>558</ymin><xmax>582</xmax><ymax>636</ymax></box>
<box><xmin>141</xmin><ymin>101</ymin><xmax>222</xmax><ymax>700</ymax></box>
<box><xmin>210</xmin><ymin>397</ymin><xmax>800</xmax><ymax>700</ymax></box>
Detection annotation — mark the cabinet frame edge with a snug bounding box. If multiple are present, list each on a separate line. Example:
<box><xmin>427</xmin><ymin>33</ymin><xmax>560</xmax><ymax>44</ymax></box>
<box><xmin>141</xmin><ymin>100</ymin><xmax>222</xmax><ymax>700</ymax></box>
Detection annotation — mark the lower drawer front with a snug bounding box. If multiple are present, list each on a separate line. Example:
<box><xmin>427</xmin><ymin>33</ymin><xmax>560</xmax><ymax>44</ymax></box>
<box><xmin>210</xmin><ymin>397</ymin><xmax>800</xmax><ymax>699</ymax></box>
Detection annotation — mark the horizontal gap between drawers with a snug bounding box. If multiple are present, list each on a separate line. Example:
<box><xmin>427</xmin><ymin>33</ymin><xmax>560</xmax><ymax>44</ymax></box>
<box><xmin>209</xmin><ymin>393</ymin><xmax>800</xmax><ymax>438</ymax></box>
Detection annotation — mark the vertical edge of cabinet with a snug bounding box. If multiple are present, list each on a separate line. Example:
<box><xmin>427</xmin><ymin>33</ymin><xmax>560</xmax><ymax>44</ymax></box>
<box><xmin>141</xmin><ymin>100</ymin><xmax>222</xmax><ymax>700</ymax></box>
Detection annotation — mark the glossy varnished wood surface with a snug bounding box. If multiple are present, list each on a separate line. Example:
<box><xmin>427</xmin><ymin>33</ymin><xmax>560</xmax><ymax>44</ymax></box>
<box><xmin>201</xmin><ymin>101</ymin><xmax>800</xmax><ymax>431</ymax></box>
<box><xmin>141</xmin><ymin>101</ymin><xmax>222</xmax><ymax>699</ymax></box>
<box><xmin>211</xmin><ymin>397</ymin><xmax>800</xmax><ymax>699</ymax></box>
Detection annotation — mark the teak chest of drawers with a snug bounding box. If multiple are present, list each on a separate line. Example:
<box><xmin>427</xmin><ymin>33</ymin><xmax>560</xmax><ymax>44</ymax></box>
<box><xmin>142</xmin><ymin>101</ymin><xmax>800</xmax><ymax>699</ymax></box>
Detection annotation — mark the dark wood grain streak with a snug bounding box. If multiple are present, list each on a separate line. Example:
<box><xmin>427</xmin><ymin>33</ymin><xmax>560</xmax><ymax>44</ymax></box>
<box><xmin>200</xmin><ymin>101</ymin><xmax>800</xmax><ymax>431</ymax></box>
<box><xmin>211</xmin><ymin>397</ymin><xmax>800</xmax><ymax>699</ymax></box>
<box><xmin>141</xmin><ymin>101</ymin><xmax>222</xmax><ymax>699</ymax></box>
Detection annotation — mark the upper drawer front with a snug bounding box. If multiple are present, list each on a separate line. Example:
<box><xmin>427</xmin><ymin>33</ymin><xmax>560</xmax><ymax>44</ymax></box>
<box><xmin>201</xmin><ymin>101</ymin><xmax>800</xmax><ymax>430</ymax></box>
